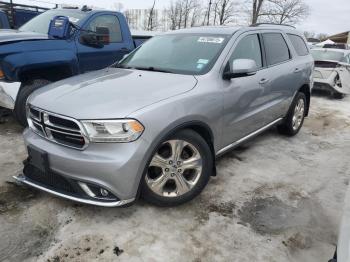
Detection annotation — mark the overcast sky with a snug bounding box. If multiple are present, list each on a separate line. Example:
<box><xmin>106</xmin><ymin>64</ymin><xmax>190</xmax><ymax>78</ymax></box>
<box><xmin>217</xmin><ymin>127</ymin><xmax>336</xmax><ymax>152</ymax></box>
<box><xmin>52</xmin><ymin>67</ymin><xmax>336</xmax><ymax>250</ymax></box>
<box><xmin>15</xmin><ymin>0</ymin><xmax>350</xmax><ymax>35</ymax></box>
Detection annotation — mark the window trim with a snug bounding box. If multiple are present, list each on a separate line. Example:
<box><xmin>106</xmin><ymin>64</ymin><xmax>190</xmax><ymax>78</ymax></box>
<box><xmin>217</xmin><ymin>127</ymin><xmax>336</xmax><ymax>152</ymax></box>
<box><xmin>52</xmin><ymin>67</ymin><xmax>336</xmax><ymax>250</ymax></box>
<box><xmin>261</xmin><ymin>32</ymin><xmax>292</xmax><ymax>68</ymax></box>
<box><xmin>287</xmin><ymin>33</ymin><xmax>309</xmax><ymax>57</ymax></box>
<box><xmin>223</xmin><ymin>32</ymin><xmax>266</xmax><ymax>76</ymax></box>
<box><xmin>79</xmin><ymin>14</ymin><xmax>124</xmax><ymax>45</ymax></box>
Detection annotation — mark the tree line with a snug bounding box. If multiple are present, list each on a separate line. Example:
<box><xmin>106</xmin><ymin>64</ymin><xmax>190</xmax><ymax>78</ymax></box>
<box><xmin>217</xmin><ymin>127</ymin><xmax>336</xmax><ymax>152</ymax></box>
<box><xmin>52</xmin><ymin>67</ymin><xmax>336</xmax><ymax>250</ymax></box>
<box><xmin>140</xmin><ymin>0</ymin><xmax>310</xmax><ymax>31</ymax></box>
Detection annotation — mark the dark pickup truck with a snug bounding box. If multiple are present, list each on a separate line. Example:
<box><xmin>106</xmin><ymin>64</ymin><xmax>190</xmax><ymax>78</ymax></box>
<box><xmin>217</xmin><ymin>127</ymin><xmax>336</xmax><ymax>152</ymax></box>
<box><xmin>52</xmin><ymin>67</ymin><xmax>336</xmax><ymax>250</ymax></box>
<box><xmin>0</xmin><ymin>6</ymin><xmax>151</xmax><ymax>126</ymax></box>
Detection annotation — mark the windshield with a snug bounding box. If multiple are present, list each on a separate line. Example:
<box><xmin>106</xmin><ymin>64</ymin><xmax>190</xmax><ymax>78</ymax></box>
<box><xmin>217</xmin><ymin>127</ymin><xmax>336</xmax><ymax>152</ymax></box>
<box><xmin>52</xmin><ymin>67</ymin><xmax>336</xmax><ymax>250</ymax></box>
<box><xmin>118</xmin><ymin>34</ymin><xmax>230</xmax><ymax>75</ymax></box>
<box><xmin>19</xmin><ymin>10</ymin><xmax>87</xmax><ymax>34</ymax></box>
<box><xmin>311</xmin><ymin>49</ymin><xmax>345</xmax><ymax>62</ymax></box>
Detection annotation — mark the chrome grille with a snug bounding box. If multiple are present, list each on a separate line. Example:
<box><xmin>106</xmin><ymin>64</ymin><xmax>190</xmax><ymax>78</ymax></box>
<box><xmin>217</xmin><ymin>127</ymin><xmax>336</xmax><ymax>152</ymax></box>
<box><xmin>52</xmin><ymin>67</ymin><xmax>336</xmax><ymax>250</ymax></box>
<box><xmin>27</xmin><ymin>106</ymin><xmax>89</xmax><ymax>150</ymax></box>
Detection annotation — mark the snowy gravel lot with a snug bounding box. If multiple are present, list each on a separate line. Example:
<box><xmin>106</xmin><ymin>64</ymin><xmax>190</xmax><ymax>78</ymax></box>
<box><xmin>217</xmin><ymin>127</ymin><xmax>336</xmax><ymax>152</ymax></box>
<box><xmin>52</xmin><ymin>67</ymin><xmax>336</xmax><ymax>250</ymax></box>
<box><xmin>0</xmin><ymin>94</ymin><xmax>349</xmax><ymax>262</ymax></box>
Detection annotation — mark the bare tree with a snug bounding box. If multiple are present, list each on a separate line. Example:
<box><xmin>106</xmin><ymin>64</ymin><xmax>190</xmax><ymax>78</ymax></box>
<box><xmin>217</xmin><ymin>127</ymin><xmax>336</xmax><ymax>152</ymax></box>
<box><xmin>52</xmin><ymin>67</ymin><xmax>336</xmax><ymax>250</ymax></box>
<box><xmin>303</xmin><ymin>31</ymin><xmax>315</xmax><ymax>39</ymax></box>
<box><xmin>145</xmin><ymin>0</ymin><xmax>158</xmax><ymax>31</ymax></box>
<box><xmin>167</xmin><ymin>1</ymin><xmax>180</xmax><ymax>30</ymax></box>
<box><xmin>260</xmin><ymin>0</ymin><xmax>309</xmax><ymax>25</ymax></box>
<box><xmin>317</xmin><ymin>33</ymin><xmax>328</xmax><ymax>41</ymax></box>
<box><xmin>215</xmin><ymin>0</ymin><xmax>237</xmax><ymax>25</ymax></box>
<box><xmin>251</xmin><ymin>0</ymin><xmax>266</xmax><ymax>24</ymax></box>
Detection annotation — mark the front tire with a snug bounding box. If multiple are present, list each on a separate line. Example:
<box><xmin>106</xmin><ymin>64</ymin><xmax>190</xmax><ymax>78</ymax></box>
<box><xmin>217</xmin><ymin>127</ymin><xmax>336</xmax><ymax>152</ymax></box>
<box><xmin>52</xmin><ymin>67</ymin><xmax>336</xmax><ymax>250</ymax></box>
<box><xmin>277</xmin><ymin>92</ymin><xmax>306</xmax><ymax>136</ymax></box>
<box><xmin>14</xmin><ymin>79</ymin><xmax>51</xmax><ymax>127</ymax></box>
<box><xmin>141</xmin><ymin>129</ymin><xmax>213</xmax><ymax>207</ymax></box>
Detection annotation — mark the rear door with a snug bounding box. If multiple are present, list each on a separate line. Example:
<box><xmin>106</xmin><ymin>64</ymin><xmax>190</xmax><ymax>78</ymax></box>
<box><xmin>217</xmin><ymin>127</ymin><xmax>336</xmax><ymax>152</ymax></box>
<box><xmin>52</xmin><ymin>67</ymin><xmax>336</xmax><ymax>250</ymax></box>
<box><xmin>76</xmin><ymin>13</ymin><xmax>133</xmax><ymax>73</ymax></box>
<box><xmin>259</xmin><ymin>32</ymin><xmax>297</xmax><ymax>121</ymax></box>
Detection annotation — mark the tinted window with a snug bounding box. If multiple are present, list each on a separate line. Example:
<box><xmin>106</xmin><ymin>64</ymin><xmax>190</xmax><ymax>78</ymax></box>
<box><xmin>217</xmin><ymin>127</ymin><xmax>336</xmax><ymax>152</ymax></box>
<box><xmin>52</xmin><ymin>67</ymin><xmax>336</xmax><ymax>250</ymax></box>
<box><xmin>85</xmin><ymin>15</ymin><xmax>122</xmax><ymax>43</ymax></box>
<box><xmin>288</xmin><ymin>34</ymin><xmax>309</xmax><ymax>56</ymax></box>
<box><xmin>230</xmin><ymin>34</ymin><xmax>262</xmax><ymax>68</ymax></box>
<box><xmin>263</xmin><ymin>33</ymin><xmax>290</xmax><ymax>66</ymax></box>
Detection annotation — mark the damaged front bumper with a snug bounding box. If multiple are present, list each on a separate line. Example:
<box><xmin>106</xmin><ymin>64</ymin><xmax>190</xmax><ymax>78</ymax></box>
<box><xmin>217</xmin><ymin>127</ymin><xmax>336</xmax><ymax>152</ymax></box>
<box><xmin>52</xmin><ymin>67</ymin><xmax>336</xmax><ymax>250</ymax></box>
<box><xmin>0</xmin><ymin>81</ymin><xmax>20</xmax><ymax>110</ymax></box>
<box><xmin>313</xmin><ymin>66</ymin><xmax>350</xmax><ymax>95</ymax></box>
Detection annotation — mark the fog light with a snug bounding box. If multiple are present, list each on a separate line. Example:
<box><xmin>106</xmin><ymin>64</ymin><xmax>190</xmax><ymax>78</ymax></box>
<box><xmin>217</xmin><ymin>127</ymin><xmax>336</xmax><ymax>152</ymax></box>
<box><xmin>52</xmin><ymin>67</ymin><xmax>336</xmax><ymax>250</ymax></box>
<box><xmin>100</xmin><ymin>188</ymin><xmax>109</xmax><ymax>197</ymax></box>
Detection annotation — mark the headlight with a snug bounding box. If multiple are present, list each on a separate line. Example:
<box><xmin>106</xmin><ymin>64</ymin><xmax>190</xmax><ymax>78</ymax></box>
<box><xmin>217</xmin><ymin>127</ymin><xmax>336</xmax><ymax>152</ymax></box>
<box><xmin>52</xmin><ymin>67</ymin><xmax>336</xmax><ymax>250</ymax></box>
<box><xmin>81</xmin><ymin>119</ymin><xmax>144</xmax><ymax>143</ymax></box>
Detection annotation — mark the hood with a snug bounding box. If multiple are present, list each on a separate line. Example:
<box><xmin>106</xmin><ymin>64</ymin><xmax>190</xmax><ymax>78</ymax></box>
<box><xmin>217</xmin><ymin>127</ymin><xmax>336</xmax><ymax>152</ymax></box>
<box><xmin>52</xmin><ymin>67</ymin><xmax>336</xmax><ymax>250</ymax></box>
<box><xmin>29</xmin><ymin>68</ymin><xmax>198</xmax><ymax>119</ymax></box>
<box><xmin>0</xmin><ymin>29</ymin><xmax>48</xmax><ymax>44</ymax></box>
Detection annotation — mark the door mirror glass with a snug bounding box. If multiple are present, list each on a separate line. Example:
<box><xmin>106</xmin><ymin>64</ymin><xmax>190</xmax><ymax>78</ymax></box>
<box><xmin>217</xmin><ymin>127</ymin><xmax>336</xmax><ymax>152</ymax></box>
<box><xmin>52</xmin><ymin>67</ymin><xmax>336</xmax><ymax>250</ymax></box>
<box><xmin>80</xmin><ymin>33</ymin><xmax>104</xmax><ymax>48</ymax></box>
<box><xmin>95</xmin><ymin>26</ymin><xmax>110</xmax><ymax>45</ymax></box>
<box><xmin>224</xmin><ymin>59</ymin><xmax>257</xmax><ymax>79</ymax></box>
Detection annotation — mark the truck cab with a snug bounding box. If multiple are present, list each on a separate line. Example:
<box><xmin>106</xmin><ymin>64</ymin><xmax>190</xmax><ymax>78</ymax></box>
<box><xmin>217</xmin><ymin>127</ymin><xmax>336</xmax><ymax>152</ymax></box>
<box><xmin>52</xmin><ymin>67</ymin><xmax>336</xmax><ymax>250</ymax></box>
<box><xmin>0</xmin><ymin>7</ymin><xmax>145</xmax><ymax>126</ymax></box>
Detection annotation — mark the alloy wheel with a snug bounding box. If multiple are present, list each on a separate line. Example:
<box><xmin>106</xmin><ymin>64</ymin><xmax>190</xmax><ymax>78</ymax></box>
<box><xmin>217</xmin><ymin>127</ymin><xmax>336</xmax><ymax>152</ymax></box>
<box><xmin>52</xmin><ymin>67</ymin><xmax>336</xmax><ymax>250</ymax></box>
<box><xmin>292</xmin><ymin>98</ymin><xmax>305</xmax><ymax>131</ymax></box>
<box><xmin>145</xmin><ymin>139</ymin><xmax>203</xmax><ymax>197</ymax></box>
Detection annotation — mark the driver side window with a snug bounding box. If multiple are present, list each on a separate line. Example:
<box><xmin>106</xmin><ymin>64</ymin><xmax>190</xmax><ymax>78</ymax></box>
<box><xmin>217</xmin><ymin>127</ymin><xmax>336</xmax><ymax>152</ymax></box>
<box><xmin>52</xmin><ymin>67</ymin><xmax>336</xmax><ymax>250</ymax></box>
<box><xmin>84</xmin><ymin>15</ymin><xmax>122</xmax><ymax>43</ymax></box>
<box><xmin>230</xmin><ymin>34</ymin><xmax>263</xmax><ymax>69</ymax></box>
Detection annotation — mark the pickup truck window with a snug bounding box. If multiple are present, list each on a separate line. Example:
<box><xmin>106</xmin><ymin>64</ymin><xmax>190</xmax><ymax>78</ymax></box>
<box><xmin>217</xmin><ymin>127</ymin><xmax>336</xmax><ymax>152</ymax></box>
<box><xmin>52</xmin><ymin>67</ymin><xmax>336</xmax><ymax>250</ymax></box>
<box><xmin>85</xmin><ymin>15</ymin><xmax>122</xmax><ymax>43</ymax></box>
<box><xmin>19</xmin><ymin>10</ymin><xmax>87</xmax><ymax>34</ymax></box>
<box><xmin>118</xmin><ymin>34</ymin><xmax>229</xmax><ymax>75</ymax></box>
<box><xmin>230</xmin><ymin>34</ymin><xmax>262</xmax><ymax>68</ymax></box>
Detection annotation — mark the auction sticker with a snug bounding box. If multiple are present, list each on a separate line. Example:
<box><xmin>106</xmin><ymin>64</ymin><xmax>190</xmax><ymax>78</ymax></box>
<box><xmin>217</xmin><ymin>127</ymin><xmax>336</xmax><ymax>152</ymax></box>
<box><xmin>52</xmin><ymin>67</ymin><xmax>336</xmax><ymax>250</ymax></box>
<box><xmin>198</xmin><ymin>37</ymin><xmax>225</xmax><ymax>44</ymax></box>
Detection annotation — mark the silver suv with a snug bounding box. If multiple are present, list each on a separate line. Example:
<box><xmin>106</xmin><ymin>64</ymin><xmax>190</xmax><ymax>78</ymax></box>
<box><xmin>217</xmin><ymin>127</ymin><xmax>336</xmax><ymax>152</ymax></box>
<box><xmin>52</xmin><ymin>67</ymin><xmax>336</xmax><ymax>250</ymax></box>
<box><xmin>15</xmin><ymin>25</ymin><xmax>314</xmax><ymax>207</ymax></box>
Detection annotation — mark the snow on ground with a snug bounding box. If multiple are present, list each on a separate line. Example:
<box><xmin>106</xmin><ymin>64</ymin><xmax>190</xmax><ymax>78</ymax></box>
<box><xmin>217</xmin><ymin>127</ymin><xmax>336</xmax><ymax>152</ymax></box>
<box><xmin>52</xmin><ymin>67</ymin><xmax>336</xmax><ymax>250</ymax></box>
<box><xmin>0</xmin><ymin>94</ymin><xmax>349</xmax><ymax>262</ymax></box>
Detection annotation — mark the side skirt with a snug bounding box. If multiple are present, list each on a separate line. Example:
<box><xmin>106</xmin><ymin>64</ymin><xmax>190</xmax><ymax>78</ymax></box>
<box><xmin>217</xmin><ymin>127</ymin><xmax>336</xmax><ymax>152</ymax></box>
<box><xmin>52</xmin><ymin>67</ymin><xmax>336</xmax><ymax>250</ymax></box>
<box><xmin>216</xmin><ymin>118</ymin><xmax>283</xmax><ymax>157</ymax></box>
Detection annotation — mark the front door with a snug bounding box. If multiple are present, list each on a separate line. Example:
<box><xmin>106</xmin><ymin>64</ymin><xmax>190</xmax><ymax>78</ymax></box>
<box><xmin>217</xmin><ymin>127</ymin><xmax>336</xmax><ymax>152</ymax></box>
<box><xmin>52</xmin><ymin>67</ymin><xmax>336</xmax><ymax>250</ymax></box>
<box><xmin>222</xmin><ymin>33</ymin><xmax>271</xmax><ymax>146</ymax></box>
<box><xmin>76</xmin><ymin>14</ymin><xmax>131</xmax><ymax>73</ymax></box>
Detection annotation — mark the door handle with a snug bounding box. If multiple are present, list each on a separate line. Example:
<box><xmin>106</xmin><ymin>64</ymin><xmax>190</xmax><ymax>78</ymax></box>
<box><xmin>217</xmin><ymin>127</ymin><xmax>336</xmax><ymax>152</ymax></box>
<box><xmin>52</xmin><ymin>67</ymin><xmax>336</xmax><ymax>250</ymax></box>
<box><xmin>121</xmin><ymin>47</ymin><xmax>131</xmax><ymax>52</ymax></box>
<box><xmin>259</xmin><ymin>78</ymin><xmax>269</xmax><ymax>84</ymax></box>
<box><xmin>294</xmin><ymin>68</ymin><xmax>301</xmax><ymax>73</ymax></box>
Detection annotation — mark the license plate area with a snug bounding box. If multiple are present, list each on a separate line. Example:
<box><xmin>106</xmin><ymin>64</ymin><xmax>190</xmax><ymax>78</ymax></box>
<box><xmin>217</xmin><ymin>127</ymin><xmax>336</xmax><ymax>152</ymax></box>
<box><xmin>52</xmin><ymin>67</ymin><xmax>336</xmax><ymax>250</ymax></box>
<box><xmin>27</xmin><ymin>146</ymin><xmax>49</xmax><ymax>173</ymax></box>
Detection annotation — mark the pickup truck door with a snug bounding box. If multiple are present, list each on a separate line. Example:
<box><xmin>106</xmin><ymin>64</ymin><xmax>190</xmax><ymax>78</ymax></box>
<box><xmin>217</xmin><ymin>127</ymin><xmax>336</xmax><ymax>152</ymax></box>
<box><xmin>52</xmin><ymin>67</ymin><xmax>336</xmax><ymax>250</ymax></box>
<box><xmin>76</xmin><ymin>13</ymin><xmax>134</xmax><ymax>73</ymax></box>
<box><xmin>222</xmin><ymin>33</ymin><xmax>273</xmax><ymax>146</ymax></box>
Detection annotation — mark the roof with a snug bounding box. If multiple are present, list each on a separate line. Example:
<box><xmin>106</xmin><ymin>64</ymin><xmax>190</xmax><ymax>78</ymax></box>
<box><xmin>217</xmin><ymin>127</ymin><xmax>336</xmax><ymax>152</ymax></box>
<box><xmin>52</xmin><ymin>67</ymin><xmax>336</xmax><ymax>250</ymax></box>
<box><xmin>163</xmin><ymin>24</ymin><xmax>302</xmax><ymax>36</ymax></box>
<box><xmin>165</xmin><ymin>26</ymin><xmax>241</xmax><ymax>35</ymax></box>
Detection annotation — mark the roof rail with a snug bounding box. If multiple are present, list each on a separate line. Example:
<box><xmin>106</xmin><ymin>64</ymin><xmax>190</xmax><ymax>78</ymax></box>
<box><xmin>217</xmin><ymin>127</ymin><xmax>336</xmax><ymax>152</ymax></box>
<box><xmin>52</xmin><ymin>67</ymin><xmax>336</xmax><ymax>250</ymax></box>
<box><xmin>250</xmin><ymin>23</ymin><xmax>296</xmax><ymax>29</ymax></box>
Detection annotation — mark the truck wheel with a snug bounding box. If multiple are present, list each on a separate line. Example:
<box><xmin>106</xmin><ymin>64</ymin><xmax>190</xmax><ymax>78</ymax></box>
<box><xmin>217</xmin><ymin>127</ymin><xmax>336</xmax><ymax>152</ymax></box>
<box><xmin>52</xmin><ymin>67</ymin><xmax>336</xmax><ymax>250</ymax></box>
<box><xmin>277</xmin><ymin>92</ymin><xmax>306</xmax><ymax>137</ymax></box>
<box><xmin>14</xmin><ymin>79</ymin><xmax>51</xmax><ymax>127</ymax></box>
<box><xmin>141</xmin><ymin>129</ymin><xmax>213</xmax><ymax>207</ymax></box>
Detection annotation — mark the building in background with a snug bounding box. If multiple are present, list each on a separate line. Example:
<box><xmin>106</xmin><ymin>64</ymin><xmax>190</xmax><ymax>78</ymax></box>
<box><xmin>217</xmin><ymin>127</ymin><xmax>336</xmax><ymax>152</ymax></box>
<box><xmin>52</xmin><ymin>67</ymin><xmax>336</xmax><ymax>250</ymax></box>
<box><xmin>327</xmin><ymin>31</ymin><xmax>350</xmax><ymax>44</ymax></box>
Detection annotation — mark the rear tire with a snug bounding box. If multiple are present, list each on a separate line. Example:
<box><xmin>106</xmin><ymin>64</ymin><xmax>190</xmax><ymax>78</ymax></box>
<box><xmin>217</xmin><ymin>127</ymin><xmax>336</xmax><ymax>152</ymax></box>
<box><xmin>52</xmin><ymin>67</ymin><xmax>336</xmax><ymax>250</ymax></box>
<box><xmin>333</xmin><ymin>92</ymin><xmax>345</xmax><ymax>100</ymax></box>
<box><xmin>14</xmin><ymin>79</ymin><xmax>51</xmax><ymax>127</ymax></box>
<box><xmin>277</xmin><ymin>92</ymin><xmax>306</xmax><ymax>137</ymax></box>
<box><xmin>141</xmin><ymin>129</ymin><xmax>213</xmax><ymax>207</ymax></box>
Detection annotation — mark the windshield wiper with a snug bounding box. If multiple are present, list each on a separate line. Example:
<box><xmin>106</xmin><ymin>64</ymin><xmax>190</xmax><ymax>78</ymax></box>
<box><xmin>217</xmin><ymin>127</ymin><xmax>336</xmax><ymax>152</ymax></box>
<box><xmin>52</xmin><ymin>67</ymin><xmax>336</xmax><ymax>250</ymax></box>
<box><xmin>133</xmin><ymin>66</ymin><xmax>174</xmax><ymax>74</ymax></box>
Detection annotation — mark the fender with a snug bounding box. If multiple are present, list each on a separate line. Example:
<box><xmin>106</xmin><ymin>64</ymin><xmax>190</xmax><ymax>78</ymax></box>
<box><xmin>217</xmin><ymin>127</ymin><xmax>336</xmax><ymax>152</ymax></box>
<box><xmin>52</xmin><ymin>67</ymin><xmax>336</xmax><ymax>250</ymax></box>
<box><xmin>2</xmin><ymin>49</ymin><xmax>79</xmax><ymax>81</ymax></box>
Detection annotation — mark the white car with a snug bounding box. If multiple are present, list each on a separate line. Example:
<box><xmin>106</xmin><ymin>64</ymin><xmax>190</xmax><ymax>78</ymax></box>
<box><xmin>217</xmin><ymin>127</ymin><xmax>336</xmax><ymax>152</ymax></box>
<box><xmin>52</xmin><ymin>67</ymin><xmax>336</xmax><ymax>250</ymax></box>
<box><xmin>311</xmin><ymin>48</ymin><xmax>350</xmax><ymax>99</ymax></box>
<box><xmin>329</xmin><ymin>186</ymin><xmax>350</xmax><ymax>262</ymax></box>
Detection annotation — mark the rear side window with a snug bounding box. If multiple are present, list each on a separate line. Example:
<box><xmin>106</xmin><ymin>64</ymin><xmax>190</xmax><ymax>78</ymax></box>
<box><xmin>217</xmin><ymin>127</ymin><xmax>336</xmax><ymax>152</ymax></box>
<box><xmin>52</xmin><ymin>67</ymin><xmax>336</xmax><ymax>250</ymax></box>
<box><xmin>288</xmin><ymin>34</ymin><xmax>309</xmax><ymax>56</ymax></box>
<box><xmin>263</xmin><ymin>33</ymin><xmax>290</xmax><ymax>66</ymax></box>
<box><xmin>230</xmin><ymin>34</ymin><xmax>262</xmax><ymax>68</ymax></box>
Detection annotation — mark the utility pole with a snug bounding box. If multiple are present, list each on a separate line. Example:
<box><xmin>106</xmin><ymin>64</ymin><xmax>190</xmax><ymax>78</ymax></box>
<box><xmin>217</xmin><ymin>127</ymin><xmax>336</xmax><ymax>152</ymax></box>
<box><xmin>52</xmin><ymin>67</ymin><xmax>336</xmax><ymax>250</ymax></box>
<box><xmin>207</xmin><ymin>0</ymin><xmax>212</xmax><ymax>26</ymax></box>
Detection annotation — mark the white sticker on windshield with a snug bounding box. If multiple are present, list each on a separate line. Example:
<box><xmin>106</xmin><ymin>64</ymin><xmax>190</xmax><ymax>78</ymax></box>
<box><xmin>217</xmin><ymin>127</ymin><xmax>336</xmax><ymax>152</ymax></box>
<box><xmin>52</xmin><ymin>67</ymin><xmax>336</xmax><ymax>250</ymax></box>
<box><xmin>197</xmin><ymin>59</ymin><xmax>209</xmax><ymax>65</ymax></box>
<box><xmin>198</xmin><ymin>37</ymin><xmax>224</xmax><ymax>44</ymax></box>
<box><xmin>197</xmin><ymin>63</ymin><xmax>205</xmax><ymax>69</ymax></box>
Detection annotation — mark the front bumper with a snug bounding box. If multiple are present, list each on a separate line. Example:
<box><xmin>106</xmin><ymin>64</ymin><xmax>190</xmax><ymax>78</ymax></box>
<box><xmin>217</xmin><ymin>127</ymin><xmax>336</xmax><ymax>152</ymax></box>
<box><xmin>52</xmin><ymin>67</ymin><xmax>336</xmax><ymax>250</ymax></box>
<box><xmin>0</xmin><ymin>81</ymin><xmax>20</xmax><ymax>109</ymax></box>
<box><xmin>16</xmin><ymin>128</ymin><xmax>151</xmax><ymax>207</ymax></box>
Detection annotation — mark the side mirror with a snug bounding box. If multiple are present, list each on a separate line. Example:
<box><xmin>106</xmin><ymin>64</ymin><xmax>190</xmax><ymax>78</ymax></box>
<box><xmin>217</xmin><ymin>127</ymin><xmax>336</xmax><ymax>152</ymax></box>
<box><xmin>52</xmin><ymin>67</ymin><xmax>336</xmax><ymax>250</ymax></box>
<box><xmin>80</xmin><ymin>33</ymin><xmax>104</xmax><ymax>48</ymax></box>
<box><xmin>223</xmin><ymin>59</ymin><xmax>258</xmax><ymax>80</ymax></box>
<box><xmin>48</xmin><ymin>16</ymin><xmax>71</xmax><ymax>39</ymax></box>
<box><xmin>96</xmin><ymin>26</ymin><xmax>110</xmax><ymax>45</ymax></box>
